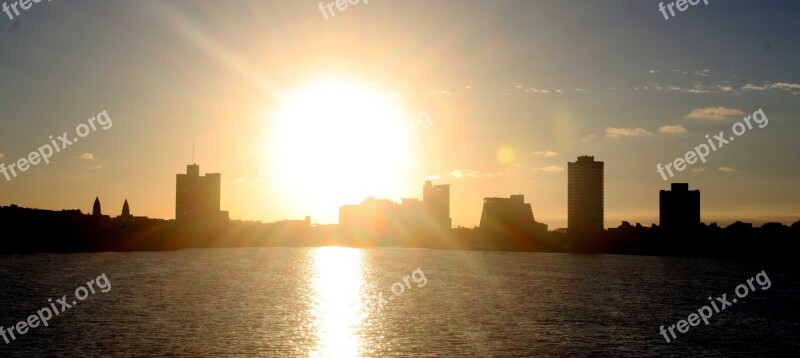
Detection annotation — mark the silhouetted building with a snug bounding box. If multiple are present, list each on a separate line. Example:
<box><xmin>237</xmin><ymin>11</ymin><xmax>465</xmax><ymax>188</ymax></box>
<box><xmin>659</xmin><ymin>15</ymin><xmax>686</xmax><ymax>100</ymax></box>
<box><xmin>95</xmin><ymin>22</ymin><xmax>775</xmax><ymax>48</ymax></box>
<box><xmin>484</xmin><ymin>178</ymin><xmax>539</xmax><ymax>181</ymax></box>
<box><xmin>659</xmin><ymin>183</ymin><xmax>700</xmax><ymax>230</ymax></box>
<box><xmin>480</xmin><ymin>194</ymin><xmax>547</xmax><ymax>235</ymax></box>
<box><xmin>176</xmin><ymin>164</ymin><xmax>229</xmax><ymax>222</ymax></box>
<box><xmin>338</xmin><ymin>181</ymin><xmax>452</xmax><ymax>245</ymax></box>
<box><xmin>340</xmin><ymin>197</ymin><xmax>397</xmax><ymax>226</ymax></box>
<box><xmin>400</xmin><ymin>198</ymin><xmax>425</xmax><ymax>228</ymax></box>
<box><xmin>423</xmin><ymin>181</ymin><xmax>451</xmax><ymax>229</ymax></box>
<box><xmin>119</xmin><ymin>199</ymin><xmax>133</xmax><ymax>221</ymax></box>
<box><xmin>92</xmin><ymin>197</ymin><xmax>102</xmax><ymax>217</ymax></box>
<box><xmin>339</xmin><ymin>197</ymin><xmax>400</xmax><ymax>241</ymax></box>
<box><xmin>568</xmin><ymin>155</ymin><xmax>604</xmax><ymax>235</ymax></box>
<box><xmin>121</xmin><ymin>199</ymin><xmax>131</xmax><ymax>219</ymax></box>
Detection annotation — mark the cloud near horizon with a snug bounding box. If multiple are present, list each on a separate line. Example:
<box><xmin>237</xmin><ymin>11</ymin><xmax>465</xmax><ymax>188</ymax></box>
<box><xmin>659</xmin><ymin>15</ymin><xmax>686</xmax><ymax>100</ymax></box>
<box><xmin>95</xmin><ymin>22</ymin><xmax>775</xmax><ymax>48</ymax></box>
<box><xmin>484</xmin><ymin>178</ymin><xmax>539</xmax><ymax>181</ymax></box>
<box><xmin>685</xmin><ymin>106</ymin><xmax>745</xmax><ymax>120</ymax></box>
<box><xmin>741</xmin><ymin>82</ymin><xmax>800</xmax><ymax>92</ymax></box>
<box><xmin>449</xmin><ymin>169</ymin><xmax>479</xmax><ymax>179</ymax></box>
<box><xmin>531</xmin><ymin>150</ymin><xmax>559</xmax><ymax>157</ymax></box>
<box><xmin>605</xmin><ymin>127</ymin><xmax>653</xmax><ymax>138</ymax></box>
<box><xmin>659</xmin><ymin>125</ymin><xmax>687</xmax><ymax>134</ymax></box>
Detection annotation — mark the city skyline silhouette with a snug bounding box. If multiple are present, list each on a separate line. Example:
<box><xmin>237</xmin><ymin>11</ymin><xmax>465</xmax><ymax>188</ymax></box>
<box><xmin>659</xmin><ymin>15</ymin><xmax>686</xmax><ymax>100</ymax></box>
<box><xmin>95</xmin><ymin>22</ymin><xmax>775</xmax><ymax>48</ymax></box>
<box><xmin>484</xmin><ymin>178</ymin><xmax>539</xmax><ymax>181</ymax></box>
<box><xmin>2</xmin><ymin>2</ymin><xmax>799</xmax><ymax>230</ymax></box>
<box><xmin>1</xmin><ymin>154</ymin><xmax>798</xmax><ymax>257</ymax></box>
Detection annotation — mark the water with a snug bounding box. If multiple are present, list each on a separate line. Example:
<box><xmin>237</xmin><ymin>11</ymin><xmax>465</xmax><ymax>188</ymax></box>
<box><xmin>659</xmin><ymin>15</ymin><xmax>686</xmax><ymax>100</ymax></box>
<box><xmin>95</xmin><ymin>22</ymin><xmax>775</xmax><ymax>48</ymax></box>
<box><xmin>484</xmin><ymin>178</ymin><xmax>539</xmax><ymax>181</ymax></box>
<box><xmin>0</xmin><ymin>247</ymin><xmax>798</xmax><ymax>357</ymax></box>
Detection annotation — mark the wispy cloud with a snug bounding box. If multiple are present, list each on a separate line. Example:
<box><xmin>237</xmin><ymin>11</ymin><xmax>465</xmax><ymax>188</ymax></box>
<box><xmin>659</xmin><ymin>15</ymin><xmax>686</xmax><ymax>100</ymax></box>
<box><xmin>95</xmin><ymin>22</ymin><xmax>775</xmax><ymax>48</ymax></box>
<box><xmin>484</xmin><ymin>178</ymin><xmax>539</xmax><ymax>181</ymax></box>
<box><xmin>0</xmin><ymin>153</ymin><xmax>4</xmax><ymax>159</ymax></box>
<box><xmin>515</xmin><ymin>84</ymin><xmax>565</xmax><ymax>94</ymax></box>
<box><xmin>449</xmin><ymin>169</ymin><xmax>501</xmax><ymax>179</ymax></box>
<box><xmin>605</xmin><ymin>127</ymin><xmax>653</xmax><ymax>138</ymax></box>
<box><xmin>534</xmin><ymin>165</ymin><xmax>564</xmax><ymax>173</ymax></box>
<box><xmin>692</xmin><ymin>167</ymin><xmax>706</xmax><ymax>173</ymax></box>
<box><xmin>718</xmin><ymin>166</ymin><xmax>738</xmax><ymax>173</ymax></box>
<box><xmin>531</xmin><ymin>150</ymin><xmax>559</xmax><ymax>157</ymax></box>
<box><xmin>663</xmin><ymin>84</ymin><xmax>711</xmax><ymax>94</ymax></box>
<box><xmin>694</xmin><ymin>69</ymin><xmax>712</xmax><ymax>77</ymax></box>
<box><xmin>684</xmin><ymin>106</ymin><xmax>745</xmax><ymax>120</ymax></box>
<box><xmin>741</xmin><ymin>82</ymin><xmax>800</xmax><ymax>92</ymax></box>
<box><xmin>449</xmin><ymin>169</ymin><xmax>479</xmax><ymax>179</ymax></box>
<box><xmin>742</xmin><ymin>84</ymin><xmax>768</xmax><ymax>91</ymax></box>
<box><xmin>433</xmin><ymin>90</ymin><xmax>456</xmax><ymax>96</ymax></box>
<box><xmin>524</xmin><ymin>88</ymin><xmax>549</xmax><ymax>94</ymax></box>
<box><xmin>79</xmin><ymin>153</ymin><xmax>95</xmax><ymax>160</ymax></box>
<box><xmin>717</xmin><ymin>85</ymin><xmax>735</xmax><ymax>92</ymax></box>
<box><xmin>659</xmin><ymin>125</ymin><xmax>687</xmax><ymax>134</ymax></box>
<box><xmin>773</xmin><ymin>83</ymin><xmax>800</xmax><ymax>90</ymax></box>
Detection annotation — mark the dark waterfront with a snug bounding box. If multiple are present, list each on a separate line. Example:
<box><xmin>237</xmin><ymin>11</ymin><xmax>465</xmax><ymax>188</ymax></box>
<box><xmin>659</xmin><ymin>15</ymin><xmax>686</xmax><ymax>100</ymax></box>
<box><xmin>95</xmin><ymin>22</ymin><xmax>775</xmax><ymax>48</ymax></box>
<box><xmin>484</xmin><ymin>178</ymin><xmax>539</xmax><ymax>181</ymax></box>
<box><xmin>0</xmin><ymin>247</ymin><xmax>797</xmax><ymax>357</ymax></box>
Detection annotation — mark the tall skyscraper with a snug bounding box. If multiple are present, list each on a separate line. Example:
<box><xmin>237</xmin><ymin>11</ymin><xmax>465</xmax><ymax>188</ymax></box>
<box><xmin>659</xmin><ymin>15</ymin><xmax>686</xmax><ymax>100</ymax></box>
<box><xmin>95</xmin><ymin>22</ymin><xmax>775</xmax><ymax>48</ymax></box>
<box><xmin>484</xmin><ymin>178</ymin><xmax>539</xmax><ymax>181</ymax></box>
<box><xmin>423</xmin><ymin>181</ymin><xmax>451</xmax><ymax>229</ymax></box>
<box><xmin>659</xmin><ymin>183</ymin><xmax>700</xmax><ymax>229</ymax></box>
<box><xmin>568</xmin><ymin>156</ymin><xmax>604</xmax><ymax>235</ymax></box>
<box><xmin>175</xmin><ymin>164</ymin><xmax>228</xmax><ymax>222</ymax></box>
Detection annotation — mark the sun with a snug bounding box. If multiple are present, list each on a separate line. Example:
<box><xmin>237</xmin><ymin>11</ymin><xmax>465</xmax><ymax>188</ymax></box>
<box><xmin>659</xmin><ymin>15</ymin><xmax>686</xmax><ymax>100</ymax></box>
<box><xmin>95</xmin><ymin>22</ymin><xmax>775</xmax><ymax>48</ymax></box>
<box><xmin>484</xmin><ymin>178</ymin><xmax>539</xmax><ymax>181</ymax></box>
<box><xmin>266</xmin><ymin>76</ymin><xmax>418</xmax><ymax>222</ymax></box>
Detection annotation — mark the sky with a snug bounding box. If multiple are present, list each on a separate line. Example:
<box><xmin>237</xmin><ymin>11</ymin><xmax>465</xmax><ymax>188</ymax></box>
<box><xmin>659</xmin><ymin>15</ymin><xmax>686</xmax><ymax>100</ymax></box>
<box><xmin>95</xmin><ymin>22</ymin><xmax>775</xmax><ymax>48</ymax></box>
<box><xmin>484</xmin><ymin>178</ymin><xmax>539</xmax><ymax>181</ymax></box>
<box><xmin>1</xmin><ymin>0</ymin><xmax>799</xmax><ymax>229</ymax></box>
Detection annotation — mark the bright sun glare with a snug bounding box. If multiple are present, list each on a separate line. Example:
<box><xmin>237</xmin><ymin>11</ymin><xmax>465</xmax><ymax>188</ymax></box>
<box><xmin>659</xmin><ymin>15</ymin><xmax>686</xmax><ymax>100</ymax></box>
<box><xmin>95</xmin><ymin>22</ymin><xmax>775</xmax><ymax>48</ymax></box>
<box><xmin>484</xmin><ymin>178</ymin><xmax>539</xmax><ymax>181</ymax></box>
<box><xmin>309</xmin><ymin>247</ymin><xmax>365</xmax><ymax>357</ymax></box>
<box><xmin>267</xmin><ymin>77</ymin><xmax>418</xmax><ymax>221</ymax></box>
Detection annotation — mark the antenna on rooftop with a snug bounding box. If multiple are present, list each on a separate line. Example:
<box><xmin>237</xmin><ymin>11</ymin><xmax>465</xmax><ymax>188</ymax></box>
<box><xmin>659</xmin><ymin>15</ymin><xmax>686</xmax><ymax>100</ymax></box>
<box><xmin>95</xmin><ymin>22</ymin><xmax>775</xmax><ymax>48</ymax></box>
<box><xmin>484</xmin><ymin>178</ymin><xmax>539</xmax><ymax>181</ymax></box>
<box><xmin>193</xmin><ymin>140</ymin><xmax>195</xmax><ymax>164</ymax></box>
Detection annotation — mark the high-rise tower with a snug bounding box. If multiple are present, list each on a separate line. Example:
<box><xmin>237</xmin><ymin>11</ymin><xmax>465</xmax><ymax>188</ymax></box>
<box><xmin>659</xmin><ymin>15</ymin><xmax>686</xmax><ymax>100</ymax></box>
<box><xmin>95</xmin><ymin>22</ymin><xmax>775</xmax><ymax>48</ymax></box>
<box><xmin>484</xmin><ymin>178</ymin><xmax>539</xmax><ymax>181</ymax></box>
<box><xmin>423</xmin><ymin>181</ymin><xmax>451</xmax><ymax>229</ymax></box>
<box><xmin>176</xmin><ymin>164</ymin><xmax>227</xmax><ymax>222</ymax></box>
<box><xmin>568</xmin><ymin>156</ymin><xmax>604</xmax><ymax>235</ymax></box>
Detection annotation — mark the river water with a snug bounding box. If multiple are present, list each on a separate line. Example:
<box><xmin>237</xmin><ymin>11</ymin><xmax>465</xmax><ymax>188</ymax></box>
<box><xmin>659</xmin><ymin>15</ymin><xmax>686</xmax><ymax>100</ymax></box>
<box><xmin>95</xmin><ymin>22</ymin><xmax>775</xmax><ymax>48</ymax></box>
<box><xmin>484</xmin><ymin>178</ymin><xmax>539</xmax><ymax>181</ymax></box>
<box><xmin>0</xmin><ymin>247</ymin><xmax>797</xmax><ymax>356</ymax></box>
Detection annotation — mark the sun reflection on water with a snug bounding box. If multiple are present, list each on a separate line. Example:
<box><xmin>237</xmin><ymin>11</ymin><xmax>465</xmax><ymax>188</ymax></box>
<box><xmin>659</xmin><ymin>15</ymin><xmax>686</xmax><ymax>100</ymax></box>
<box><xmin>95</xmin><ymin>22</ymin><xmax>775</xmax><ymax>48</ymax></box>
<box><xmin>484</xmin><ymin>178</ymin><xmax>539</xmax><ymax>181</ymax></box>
<box><xmin>309</xmin><ymin>246</ymin><xmax>366</xmax><ymax>358</ymax></box>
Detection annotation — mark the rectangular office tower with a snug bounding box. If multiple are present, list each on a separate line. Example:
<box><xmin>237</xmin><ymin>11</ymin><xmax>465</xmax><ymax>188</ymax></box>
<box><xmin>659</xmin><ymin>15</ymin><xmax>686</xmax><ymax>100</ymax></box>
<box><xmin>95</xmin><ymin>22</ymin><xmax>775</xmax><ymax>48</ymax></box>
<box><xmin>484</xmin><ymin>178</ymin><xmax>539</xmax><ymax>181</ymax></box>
<box><xmin>568</xmin><ymin>156</ymin><xmax>604</xmax><ymax>235</ymax></box>
<box><xmin>176</xmin><ymin>164</ymin><xmax>227</xmax><ymax>222</ymax></box>
<box><xmin>423</xmin><ymin>181</ymin><xmax>452</xmax><ymax>229</ymax></box>
<box><xmin>659</xmin><ymin>183</ymin><xmax>700</xmax><ymax>229</ymax></box>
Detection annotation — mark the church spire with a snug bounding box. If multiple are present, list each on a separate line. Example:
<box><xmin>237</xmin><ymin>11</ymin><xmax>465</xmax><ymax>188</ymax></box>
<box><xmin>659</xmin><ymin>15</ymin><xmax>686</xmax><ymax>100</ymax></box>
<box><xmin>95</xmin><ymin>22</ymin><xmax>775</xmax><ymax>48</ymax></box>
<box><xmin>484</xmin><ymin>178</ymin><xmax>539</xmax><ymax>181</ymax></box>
<box><xmin>121</xmin><ymin>199</ymin><xmax>131</xmax><ymax>218</ymax></box>
<box><xmin>92</xmin><ymin>197</ymin><xmax>102</xmax><ymax>216</ymax></box>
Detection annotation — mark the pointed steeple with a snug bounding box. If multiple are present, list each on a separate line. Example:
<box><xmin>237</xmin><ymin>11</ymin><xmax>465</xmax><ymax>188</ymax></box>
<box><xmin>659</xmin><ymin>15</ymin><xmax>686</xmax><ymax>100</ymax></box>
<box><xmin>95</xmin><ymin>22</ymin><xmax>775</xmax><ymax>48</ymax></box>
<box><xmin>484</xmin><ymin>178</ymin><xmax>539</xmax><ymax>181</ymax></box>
<box><xmin>121</xmin><ymin>199</ymin><xmax>131</xmax><ymax>218</ymax></box>
<box><xmin>92</xmin><ymin>197</ymin><xmax>102</xmax><ymax>216</ymax></box>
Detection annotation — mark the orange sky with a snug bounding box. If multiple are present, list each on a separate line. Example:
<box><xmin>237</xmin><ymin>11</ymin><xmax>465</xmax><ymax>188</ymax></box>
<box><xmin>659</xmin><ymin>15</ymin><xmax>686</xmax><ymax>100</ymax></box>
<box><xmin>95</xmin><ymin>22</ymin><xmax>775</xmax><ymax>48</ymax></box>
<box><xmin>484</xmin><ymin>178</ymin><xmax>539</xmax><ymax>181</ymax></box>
<box><xmin>1</xmin><ymin>1</ymin><xmax>799</xmax><ymax>229</ymax></box>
